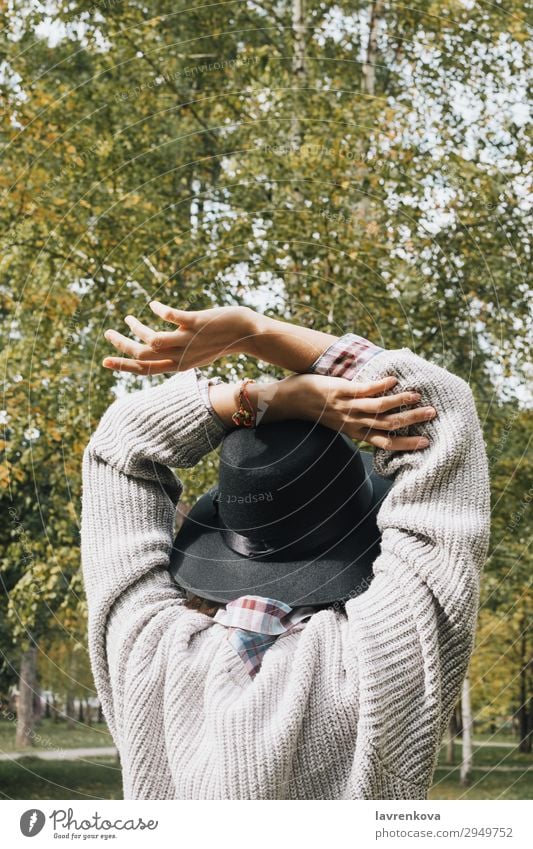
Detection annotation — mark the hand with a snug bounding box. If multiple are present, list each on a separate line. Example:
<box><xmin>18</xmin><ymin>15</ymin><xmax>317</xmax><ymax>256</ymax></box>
<box><xmin>102</xmin><ymin>301</ymin><xmax>256</xmax><ymax>374</ymax></box>
<box><xmin>280</xmin><ymin>372</ymin><xmax>436</xmax><ymax>451</ymax></box>
<box><xmin>102</xmin><ymin>300</ymin><xmax>340</xmax><ymax>375</ymax></box>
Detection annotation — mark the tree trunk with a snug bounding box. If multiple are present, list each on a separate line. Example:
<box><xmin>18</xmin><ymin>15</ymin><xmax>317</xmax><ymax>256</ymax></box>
<box><xmin>460</xmin><ymin>673</ymin><xmax>474</xmax><ymax>786</ymax></box>
<box><xmin>527</xmin><ymin>695</ymin><xmax>533</xmax><ymax>755</ymax></box>
<box><xmin>33</xmin><ymin>676</ymin><xmax>43</xmax><ymax>725</ymax></box>
<box><xmin>353</xmin><ymin>1</ymin><xmax>386</xmax><ymax>225</ymax></box>
<box><xmin>292</xmin><ymin>0</ymin><xmax>306</xmax><ymax>76</ymax></box>
<box><xmin>85</xmin><ymin>700</ymin><xmax>93</xmax><ymax>727</ymax></box>
<box><xmin>65</xmin><ymin>692</ymin><xmax>76</xmax><ymax>730</ymax></box>
<box><xmin>445</xmin><ymin>712</ymin><xmax>457</xmax><ymax>765</ymax></box>
<box><xmin>454</xmin><ymin>701</ymin><xmax>464</xmax><ymax>737</ymax></box>
<box><xmin>291</xmin><ymin>0</ymin><xmax>306</xmax><ymax>146</ymax></box>
<box><xmin>52</xmin><ymin>696</ymin><xmax>60</xmax><ymax>723</ymax></box>
<box><xmin>362</xmin><ymin>1</ymin><xmax>384</xmax><ymax>97</ymax></box>
<box><xmin>518</xmin><ymin>609</ymin><xmax>532</xmax><ymax>753</ymax></box>
<box><xmin>15</xmin><ymin>645</ymin><xmax>37</xmax><ymax>749</ymax></box>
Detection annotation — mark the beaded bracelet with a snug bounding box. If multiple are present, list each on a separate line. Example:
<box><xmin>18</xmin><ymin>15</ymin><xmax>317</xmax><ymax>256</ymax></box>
<box><xmin>231</xmin><ymin>378</ymin><xmax>257</xmax><ymax>427</ymax></box>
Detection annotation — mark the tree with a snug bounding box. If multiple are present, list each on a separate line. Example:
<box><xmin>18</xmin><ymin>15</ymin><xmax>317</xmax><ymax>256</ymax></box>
<box><xmin>1</xmin><ymin>1</ymin><xmax>531</xmax><ymax>772</ymax></box>
<box><xmin>460</xmin><ymin>673</ymin><xmax>474</xmax><ymax>786</ymax></box>
<box><xmin>14</xmin><ymin>644</ymin><xmax>37</xmax><ymax>749</ymax></box>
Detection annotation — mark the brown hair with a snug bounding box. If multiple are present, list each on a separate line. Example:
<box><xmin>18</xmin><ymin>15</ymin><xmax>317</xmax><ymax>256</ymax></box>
<box><xmin>183</xmin><ymin>593</ymin><xmax>225</xmax><ymax>618</ymax></box>
<box><xmin>183</xmin><ymin>592</ymin><xmax>345</xmax><ymax>618</ymax></box>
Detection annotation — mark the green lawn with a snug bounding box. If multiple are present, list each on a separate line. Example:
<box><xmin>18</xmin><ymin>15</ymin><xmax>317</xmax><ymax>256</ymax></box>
<box><xmin>432</xmin><ymin>738</ymin><xmax>532</xmax><ymax>799</ymax></box>
<box><xmin>0</xmin><ymin>757</ymin><xmax>122</xmax><ymax>800</ymax></box>
<box><xmin>470</xmin><ymin>732</ymin><xmax>518</xmax><ymax>745</ymax></box>
<box><xmin>0</xmin><ymin>733</ymin><xmax>530</xmax><ymax>800</ymax></box>
<box><xmin>438</xmin><ymin>741</ymin><xmax>531</xmax><ymax>769</ymax></box>
<box><xmin>430</xmin><ymin>769</ymin><xmax>532</xmax><ymax>800</ymax></box>
<box><xmin>0</xmin><ymin>718</ymin><xmax>113</xmax><ymax>753</ymax></box>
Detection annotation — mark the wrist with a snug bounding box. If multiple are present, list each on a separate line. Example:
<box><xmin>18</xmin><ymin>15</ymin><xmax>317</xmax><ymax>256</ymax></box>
<box><xmin>238</xmin><ymin>308</ymin><xmax>269</xmax><ymax>358</ymax></box>
<box><xmin>240</xmin><ymin>311</ymin><xmax>339</xmax><ymax>372</ymax></box>
<box><xmin>207</xmin><ymin>382</ymin><xmax>240</xmax><ymax>429</ymax></box>
<box><xmin>238</xmin><ymin>375</ymin><xmax>306</xmax><ymax>426</ymax></box>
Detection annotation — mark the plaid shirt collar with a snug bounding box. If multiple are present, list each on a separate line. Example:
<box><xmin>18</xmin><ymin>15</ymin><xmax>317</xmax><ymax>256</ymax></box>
<box><xmin>214</xmin><ymin>596</ymin><xmax>315</xmax><ymax>679</ymax></box>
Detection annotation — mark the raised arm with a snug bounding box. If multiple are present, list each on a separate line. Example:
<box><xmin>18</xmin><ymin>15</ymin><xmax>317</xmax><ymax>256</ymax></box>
<box><xmin>310</xmin><ymin>334</ymin><xmax>491</xmax><ymax>794</ymax></box>
<box><xmin>99</xmin><ymin>302</ymin><xmax>342</xmax><ymax>375</ymax></box>
<box><xmin>80</xmin><ymin>369</ymin><xmax>229</xmax><ymax>739</ymax></box>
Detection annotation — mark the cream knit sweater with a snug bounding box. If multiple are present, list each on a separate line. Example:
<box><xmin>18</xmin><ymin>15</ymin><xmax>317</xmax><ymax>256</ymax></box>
<box><xmin>81</xmin><ymin>345</ymin><xmax>490</xmax><ymax>800</ymax></box>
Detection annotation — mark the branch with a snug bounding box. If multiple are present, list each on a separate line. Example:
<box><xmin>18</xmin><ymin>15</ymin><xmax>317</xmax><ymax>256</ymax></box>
<box><xmin>119</xmin><ymin>31</ymin><xmax>218</xmax><ymax>143</ymax></box>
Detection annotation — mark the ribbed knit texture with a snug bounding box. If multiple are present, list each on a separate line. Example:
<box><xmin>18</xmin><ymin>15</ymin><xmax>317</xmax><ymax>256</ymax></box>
<box><xmin>80</xmin><ymin>349</ymin><xmax>490</xmax><ymax>799</ymax></box>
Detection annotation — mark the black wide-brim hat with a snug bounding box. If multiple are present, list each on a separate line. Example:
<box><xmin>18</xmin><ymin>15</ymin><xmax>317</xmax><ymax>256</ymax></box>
<box><xmin>169</xmin><ymin>419</ymin><xmax>393</xmax><ymax>607</ymax></box>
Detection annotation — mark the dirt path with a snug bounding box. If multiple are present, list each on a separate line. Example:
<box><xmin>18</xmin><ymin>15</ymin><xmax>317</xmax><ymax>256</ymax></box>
<box><xmin>0</xmin><ymin>746</ymin><xmax>117</xmax><ymax>762</ymax></box>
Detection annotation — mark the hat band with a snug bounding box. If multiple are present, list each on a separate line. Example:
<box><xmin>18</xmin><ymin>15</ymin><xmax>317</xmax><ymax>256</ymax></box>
<box><xmin>215</xmin><ymin>482</ymin><xmax>374</xmax><ymax>560</ymax></box>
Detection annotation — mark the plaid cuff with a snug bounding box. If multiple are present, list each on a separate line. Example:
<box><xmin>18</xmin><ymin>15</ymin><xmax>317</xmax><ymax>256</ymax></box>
<box><xmin>308</xmin><ymin>333</ymin><xmax>385</xmax><ymax>380</ymax></box>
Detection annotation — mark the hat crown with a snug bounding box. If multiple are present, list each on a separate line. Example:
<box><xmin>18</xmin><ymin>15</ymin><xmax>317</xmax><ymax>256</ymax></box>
<box><xmin>216</xmin><ymin>420</ymin><xmax>373</xmax><ymax>544</ymax></box>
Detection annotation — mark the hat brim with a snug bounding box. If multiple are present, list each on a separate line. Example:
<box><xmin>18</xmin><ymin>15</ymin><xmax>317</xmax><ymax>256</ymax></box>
<box><xmin>169</xmin><ymin>450</ymin><xmax>393</xmax><ymax>606</ymax></box>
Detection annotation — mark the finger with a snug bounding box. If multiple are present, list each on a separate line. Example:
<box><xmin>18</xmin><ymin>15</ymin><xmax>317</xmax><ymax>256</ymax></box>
<box><xmin>104</xmin><ymin>328</ymin><xmax>151</xmax><ymax>358</ymax></box>
<box><xmin>355</xmin><ymin>406</ymin><xmax>436</xmax><ymax>432</ymax></box>
<box><xmin>355</xmin><ymin>391</ymin><xmax>422</xmax><ymax>413</ymax></box>
<box><xmin>129</xmin><ymin>312</ymin><xmax>193</xmax><ymax>351</ymax></box>
<box><xmin>123</xmin><ymin>315</ymin><xmax>159</xmax><ymax>345</ymax></box>
<box><xmin>149</xmin><ymin>330</ymin><xmax>194</xmax><ymax>352</ymax></box>
<box><xmin>126</xmin><ymin>313</ymin><xmax>190</xmax><ymax>349</ymax></box>
<box><xmin>102</xmin><ymin>356</ymin><xmax>178</xmax><ymax>375</ymax></box>
<box><xmin>350</xmin><ymin>376</ymin><xmax>399</xmax><ymax>397</ymax></box>
<box><xmin>363</xmin><ymin>431</ymin><xmax>430</xmax><ymax>451</ymax></box>
<box><xmin>105</xmin><ymin>329</ymin><xmax>175</xmax><ymax>362</ymax></box>
<box><xmin>149</xmin><ymin>300</ymin><xmax>194</xmax><ymax>328</ymax></box>
<box><xmin>375</xmin><ymin>406</ymin><xmax>436</xmax><ymax>431</ymax></box>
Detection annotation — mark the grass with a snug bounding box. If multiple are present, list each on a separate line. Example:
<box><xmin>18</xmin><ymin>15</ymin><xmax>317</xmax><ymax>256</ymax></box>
<box><xmin>0</xmin><ymin>757</ymin><xmax>122</xmax><ymax>800</ymax></box>
<box><xmin>470</xmin><ymin>731</ymin><xmax>518</xmax><ymax>745</ymax></box>
<box><xmin>1</xmin><ymin>757</ymin><xmax>529</xmax><ymax>801</ymax></box>
<box><xmin>0</xmin><ymin>728</ymin><xmax>530</xmax><ymax>800</ymax></box>
<box><xmin>430</xmin><ymin>769</ymin><xmax>532</xmax><ymax>800</ymax></box>
<box><xmin>431</xmin><ymin>737</ymin><xmax>532</xmax><ymax>799</ymax></box>
<box><xmin>0</xmin><ymin>717</ymin><xmax>114</xmax><ymax>754</ymax></box>
<box><xmin>437</xmin><ymin>740</ymin><xmax>531</xmax><ymax>769</ymax></box>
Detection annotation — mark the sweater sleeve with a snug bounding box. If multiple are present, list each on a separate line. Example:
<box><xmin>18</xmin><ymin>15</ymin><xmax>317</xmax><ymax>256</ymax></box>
<box><xmin>310</xmin><ymin>336</ymin><xmax>490</xmax><ymax>794</ymax></box>
<box><xmin>80</xmin><ymin>368</ymin><xmax>227</xmax><ymax>742</ymax></box>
